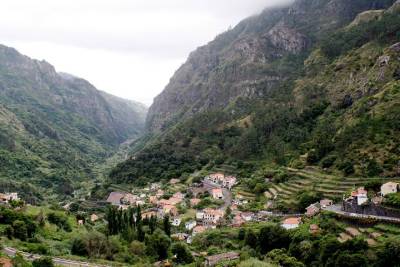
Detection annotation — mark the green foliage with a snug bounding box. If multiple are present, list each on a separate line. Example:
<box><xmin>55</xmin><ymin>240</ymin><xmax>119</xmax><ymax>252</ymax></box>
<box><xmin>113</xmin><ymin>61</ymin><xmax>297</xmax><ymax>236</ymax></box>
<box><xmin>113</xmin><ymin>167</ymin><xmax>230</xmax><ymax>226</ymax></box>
<box><xmin>320</xmin><ymin>12</ymin><xmax>400</xmax><ymax>59</ymax></box>
<box><xmin>32</xmin><ymin>257</ymin><xmax>54</xmax><ymax>267</ymax></box>
<box><xmin>145</xmin><ymin>229</ymin><xmax>171</xmax><ymax>261</ymax></box>
<box><xmin>266</xmin><ymin>249</ymin><xmax>305</xmax><ymax>267</ymax></box>
<box><xmin>47</xmin><ymin>212</ymin><xmax>71</xmax><ymax>232</ymax></box>
<box><xmin>171</xmin><ymin>242</ymin><xmax>194</xmax><ymax>264</ymax></box>
<box><xmin>296</xmin><ymin>191</ymin><xmax>323</xmax><ymax>211</ymax></box>
<box><xmin>384</xmin><ymin>193</ymin><xmax>400</xmax><ymax>208</ymax></box>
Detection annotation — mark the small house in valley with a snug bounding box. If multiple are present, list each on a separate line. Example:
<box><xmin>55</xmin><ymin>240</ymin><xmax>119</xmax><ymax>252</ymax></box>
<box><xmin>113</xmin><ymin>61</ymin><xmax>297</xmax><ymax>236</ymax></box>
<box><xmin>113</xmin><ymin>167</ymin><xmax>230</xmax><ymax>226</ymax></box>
<box><xmin>281</xmin><ymin>217</ymin><xmax>302</xmax><ymax>230</ymax></box>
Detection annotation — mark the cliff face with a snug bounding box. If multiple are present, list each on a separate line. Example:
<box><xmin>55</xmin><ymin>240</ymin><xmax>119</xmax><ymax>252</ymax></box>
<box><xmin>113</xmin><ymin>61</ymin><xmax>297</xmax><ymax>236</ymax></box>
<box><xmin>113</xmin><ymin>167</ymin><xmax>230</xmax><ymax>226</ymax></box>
<box><xmin>110</xmin><ymin>0</ymin><xmax>400</xmax><ymax>185</ymax></box>
<box><xmin>146</xmin><ymin>0</ymin><xmax>396</xmax><ymax>132</ymax></box>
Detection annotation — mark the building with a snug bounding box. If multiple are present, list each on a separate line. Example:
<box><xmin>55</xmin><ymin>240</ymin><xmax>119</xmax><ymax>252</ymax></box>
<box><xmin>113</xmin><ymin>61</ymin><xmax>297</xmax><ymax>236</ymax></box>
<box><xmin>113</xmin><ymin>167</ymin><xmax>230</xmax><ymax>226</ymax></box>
<box><xmin>281</xmin><ymin>217</ymin><xmax>302</xmax><ymax>230</ymax></box>
<box><xmin>203</xmin><ymin>208</ymin><xmax>224</xmax><ymax>224</ymax></box>
<box><xmin>185</xmin><ymin>220</ymin><xmax>197</xmax><ymax>230</ymax></box>
<box><xmin>121</xmin><ymin>193</ymin><xmax>138</xmax><ymax>205</ymax></box>
<box><xmin>211</xmin><ymin>188</ymin><xmax>224</xmax><ymax>200</ymax></box>
<box><xmin>156</xmin><ymin>189</ymin><xmax>165</xmax><ymax>198</ymax></box>
<box><xmin>150</xmin><ymin>183</ymin><xmax>161</xmax><ymax>191</ymax></box>
<box><xmin>170</xmin><ymin>178</ymin><xmax>180</xmax><ymax>185</ymax></box>
<box><xmin>196</xmin><ymin>211</ymin><xmax>204</xmax><ymax>220</ymax></box>
<box><xmin>190</xmin><ymin>198</ymin><xmax>201</xmax><ymax>207</ymax></box>
<box><xmin>172</xmin><ymin>217</ymin><xmax>182</xmax><ymax>227</ymax></box>
<box><xmin>241</xmin><ymin>212</ymin><xmax>254</xmax><ymax>222</ymax></box>
<box><xmin>305</xmin><ymin>203</ymin><xmax>321</xmax><ymax>217</ymax></box>
<box><xmin>0</xmin><ymin>193</ymin><xmax>20</xmax><ymax>204</ymax></box>
<box><xmin>149</xmin><ymin>196</ymin><xmax>158</xmax><ymax>205</ymax></box>
<box><xmin>205</xmin><ymin>252</ymin><xmax>240</xmax><ymax>267</ymax></box>
<box><xmin>171</xmin><ymin>233</ymin><xmax>188</xmax><ymax>241</ymax></box>
<box><xmin>90</xmin><ymin>214</ymin><xmax>99</xmax><ymax>222</ymax></box>
<box><xmin>142</xmin><ymin>210</ymin><xmax>157</xmax><ymax>219</ymax></box>
<box><xmin>381</xmin><ymin>182</ymin><xmax>399</xmax><ymax>196</ymax></box>
<box><xmin>168</xmin><ymin>197</ymin><xmax>183</xmax><ymax>205</ymax></box>
<box><xmin>222</xmin><ymin>176</ymin><xmax>237</xmax><ymax>189</ymax></box>
<box><xmin>162</xmin><ymin>205</ymin><xmax>178</xmax><ymax>217</ymax></box>
<box><xmin>207</xmin><ymin>173</ymin><xmax>225</xmax><ymax>184</ymax></box>
<box><xmin>232</xmin><ymin>214</ymin><xmax>245</xmax><ymax>227</ymax></box>
<box><xmin>192</xmin><ymin>225</ymin><xmax>206</xmax><ymax>236</ymax></box>
<box><xmin>173</xmin><ymin>192</ymin><xmax>185</xmax><ymax>200</ymax></box>
<box><xmin>106</xmin><ymin>192</ymin><xmax>125</xmax><ymax>205</ymax></box>
<box><xmin>320</xmin><ymin>199</ymin><xmax>333</xmax><ymax>208</ymax></box>
<box><xmin>309</xmin><ymin>224</ymin><xmax>320</xmax><ymax>234</ymax></box>
<box><xmin>351</xmin><ymin>187</ymin><xmax>368</xmax><ymax>205</ymax></box>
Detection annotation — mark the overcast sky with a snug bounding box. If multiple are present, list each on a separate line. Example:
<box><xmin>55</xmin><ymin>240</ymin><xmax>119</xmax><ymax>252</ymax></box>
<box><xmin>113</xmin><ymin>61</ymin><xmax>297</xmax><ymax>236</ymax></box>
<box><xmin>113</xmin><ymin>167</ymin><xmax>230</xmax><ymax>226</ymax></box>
<box><xmin>1</xmin><ymin>0</ymin><xmax>290</xmax><ymax>105</ymax></box>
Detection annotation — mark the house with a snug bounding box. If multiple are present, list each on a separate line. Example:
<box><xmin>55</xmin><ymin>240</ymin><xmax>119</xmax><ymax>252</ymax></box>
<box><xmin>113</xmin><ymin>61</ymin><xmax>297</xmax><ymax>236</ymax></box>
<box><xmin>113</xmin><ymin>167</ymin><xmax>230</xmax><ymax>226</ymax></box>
<box><xmin>196</xmin><ymin>211</ymin><xmax>204</xmax><ymax>220</ymax></box>
<box><xmin>241</xmin><ymin>212</ymin><xmax>254</xmax><ymax>222</ymax></box>
<box><xmin>172</xmin><ymin>217</ymin><xmax>182</xmax><ymax>227</ymax></box>
<box><xmin>281</xmin><ymin>217</ymin><xmax>302</xmax><ymax>230</ymax></box>
<box><xmin>203</xmin><ymin>208</ymin><xmax>224</xmax><ymax>224</ymax></box>
<box><xmin>106</xmin><ymin>192</ymin><xmax>125</xmax><ymax>205</ymax></box>
<box><xmin>170</xmin><ymin>178</ymin><xmax>180</xmax><ymax>185</ymax></box>
<box><xmin>78</xmin><ymin>220</ymin><xmax>84</xmax><ymax>226</ymax></box>
<box><xmin>122</xmin><ymin>193</ymin><xmax>138</xmax><ymax>205</ymax></box>
<box><xmin>150</xmin><ymin>183</ymin><xmax>161</xmax><ymax>191</ymax></box>
<box><xmin>232</xmin><ymin>214</ymin><xmax>245</xmax><ymax>227</ymax></box>
<box><xmin>149</xmin><ymin>196</ymin><xmax>158</xmax><ymax>205</ymax></box>
<box><xmin>168</xmin><ymin>197</ymin><xmax>183</xmax><ymax>205</ymax></box>
<box><xmin>0</xmin><ymin>193</ymin><xmax>20</xmax><ymax>203</ymax></box>
<box><xmin>118</xmin><ymin>205</ymin><xmax>129</xmax><ymax>210</ymax></box>
<box><xmin>351</xmin><ymin>187</ymin><xmax>368</xmax><ymax>205</ymax></box>
<box><xmin>190</xmin><ymin>198</ymin><xmax>201</xmax><ymax>207</ymax></box>
<box><xmin>305</xmin><ymin>203</ymin><xmax>321</xmax><ymax>217</ymax></box>
<box><xmin>173</xmin><ymin>192</ymin><xmax>185</xmax><ymax>200</ymax></box>
<box><xmin>156</xmin><ymin>189</ymin><xmax>165</xmax><ymax>198</ymax></box>
<box><xmin>205</xmin><ymin>252</ymin><xmax>240</xmax><ymax>267</ymax></box>
<box><xmin>192</xmin><ymin>225</ymin><xmax>206</xmax><ymax>236</ymax></box>
<box><xmin>136</xmin><ymin>200</ymin><xmax>145</xmax><ymax>206</ymax></box>
<box><xmin>90</xmin><ymin>214</ymin><xmax>99</xmax><ymax>222</ymax></box>
<box><xmin>309</xmin><ymin>224</ymin><xmax>320</xmax><ymax>234</ymax></box>
<box><xmin>171</xmin><ymin>233</ymin><xmax>188</xmax><ymax>241</ymax></box>
<box><xmin>211</xmin><ymin>188</ymin><xmax>224</xmax><ymax>200</ymax></box>
<box><xmin>142</xmin><ymin>210</ymin><xmax>157</xmax><ymax>219</ymax></box>
<box><xmin>162</xmin><ymin>205</ymin><xmax>178</xmax><ymax>217</ymax></box>
<box><xmin>381</xmin><ymin>182</ymin><xmax>399</xmax><ymax>196</ymax></box>
<box><xmin>207</xmin><ymin>173</ymin><xmax>225</xmax><ymax>184</ymax></box>
<box><xmin>185</xmin><ymin>220</ymin><xmax>197</xmax><ymax>230</ymax></box>
<box><xmin>222</xmin><ymin>176</ymin><xmax>237</xmax><ymax>189</ymax></box>
<box><xmin>320</xmin><ymin>199</ymin><xmax>333</xmax><ymax>208</ymax></box>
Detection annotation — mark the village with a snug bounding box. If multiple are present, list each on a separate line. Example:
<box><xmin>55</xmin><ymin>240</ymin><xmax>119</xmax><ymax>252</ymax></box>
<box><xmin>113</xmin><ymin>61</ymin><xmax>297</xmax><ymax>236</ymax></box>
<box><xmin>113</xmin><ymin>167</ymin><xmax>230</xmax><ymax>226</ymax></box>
<box><xmin>102</xmin><ymin>173</ymin><xmax>400</xmax><ymax>247</ymax></box>
<box><xmin>1</xmin><ymin>175</ymin><xmax>400</xmax><ymax>266</ymax></box>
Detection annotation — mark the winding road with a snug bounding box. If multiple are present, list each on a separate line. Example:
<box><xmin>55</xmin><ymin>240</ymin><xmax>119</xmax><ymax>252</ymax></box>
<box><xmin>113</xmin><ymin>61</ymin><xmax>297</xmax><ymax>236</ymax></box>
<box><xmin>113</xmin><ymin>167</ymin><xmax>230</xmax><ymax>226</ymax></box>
<box><xmin>3</xmin><ymin>247</ymin><xmax>110</xmax><ymax>267</ymax></box>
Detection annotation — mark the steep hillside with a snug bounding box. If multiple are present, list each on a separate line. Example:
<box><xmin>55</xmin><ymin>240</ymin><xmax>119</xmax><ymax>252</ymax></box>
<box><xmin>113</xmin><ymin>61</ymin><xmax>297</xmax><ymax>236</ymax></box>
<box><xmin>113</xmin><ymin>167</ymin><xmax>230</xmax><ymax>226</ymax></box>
<box><xmin>0</xmin><ymin>45</ymin><xmax>147</xmax><ymax>202</ymax></box>
<box><xmin>110</xmin><ymin>0</ymin><xmax>400</xmax><ymax>185</ymax></box>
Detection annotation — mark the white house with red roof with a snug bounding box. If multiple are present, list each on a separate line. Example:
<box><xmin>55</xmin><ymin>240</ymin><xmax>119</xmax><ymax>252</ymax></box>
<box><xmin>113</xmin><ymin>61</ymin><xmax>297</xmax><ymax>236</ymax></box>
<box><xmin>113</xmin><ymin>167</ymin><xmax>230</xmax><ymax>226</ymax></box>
<box><xmin>351</xmin><ymin>187</ymin><xmax>368</xmax><ymax>205</ymax></box>
<box><xmin>212</xmin><ymin>188</ymin><xmax>224</xmax><ymax>200</ymax></box>
<box><xmin>281</xmin><ymin>217</ymin><xmax>302</xmax><ymax>230</ymax></box>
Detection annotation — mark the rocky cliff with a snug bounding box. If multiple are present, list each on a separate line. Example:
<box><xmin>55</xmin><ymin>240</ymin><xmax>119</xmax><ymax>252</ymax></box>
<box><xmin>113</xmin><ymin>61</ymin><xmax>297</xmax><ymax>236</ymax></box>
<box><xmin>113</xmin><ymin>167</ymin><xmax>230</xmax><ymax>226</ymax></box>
<box><xmin>110</xmin><ymin>0</ymin><xmax>400</xmax><ymax>186</ymax></box>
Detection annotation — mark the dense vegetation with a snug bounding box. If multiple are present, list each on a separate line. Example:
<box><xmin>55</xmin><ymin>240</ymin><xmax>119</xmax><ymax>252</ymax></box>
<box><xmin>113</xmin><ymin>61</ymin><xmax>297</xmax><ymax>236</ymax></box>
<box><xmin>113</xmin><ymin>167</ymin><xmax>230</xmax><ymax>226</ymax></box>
<box><xmin>110</xmin><ymin>3</ymin><xmax>400</xmax><ymax>186</ymax></box>
<box><xmin>0</xmin><ymin>45</ymin><xmax>147</xmax><ymax>200</ymax></box>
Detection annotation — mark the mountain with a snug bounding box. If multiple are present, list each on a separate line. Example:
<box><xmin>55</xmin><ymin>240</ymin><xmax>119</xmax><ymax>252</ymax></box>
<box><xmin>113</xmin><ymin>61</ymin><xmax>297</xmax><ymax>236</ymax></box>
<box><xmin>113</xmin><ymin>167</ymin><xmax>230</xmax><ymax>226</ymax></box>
<box><xmin>0</xmin><ymin>44</ymin><xmax>147</xmax><ymax>202</ymax></box>
<box><xmin>110</xmin><ymin>0</ymin><xmax>400</xmax><ymax>185</ymax></box>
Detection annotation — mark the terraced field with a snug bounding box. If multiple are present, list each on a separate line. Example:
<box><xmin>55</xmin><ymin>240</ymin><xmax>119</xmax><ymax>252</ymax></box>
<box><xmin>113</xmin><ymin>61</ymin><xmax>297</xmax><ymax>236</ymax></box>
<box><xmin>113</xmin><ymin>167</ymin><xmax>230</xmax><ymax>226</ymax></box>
<box><xmin>266</xmin><ymin>167</ymin><xmax>400</xmax><ymax>205</ymax></box>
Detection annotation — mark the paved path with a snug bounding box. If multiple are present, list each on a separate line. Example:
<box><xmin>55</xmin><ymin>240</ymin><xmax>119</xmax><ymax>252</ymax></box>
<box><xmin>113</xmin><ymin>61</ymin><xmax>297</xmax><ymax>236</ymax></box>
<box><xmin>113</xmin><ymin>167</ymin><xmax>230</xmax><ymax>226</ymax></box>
<box><xmin>3</xmin><ymin>247</ymin><xmax>110</xmax><ymax>267</ymax></box>
<box><xmin>323</xmin><ymin>205</ymin><xmax>400</xmax><ymax>223</ymax></box>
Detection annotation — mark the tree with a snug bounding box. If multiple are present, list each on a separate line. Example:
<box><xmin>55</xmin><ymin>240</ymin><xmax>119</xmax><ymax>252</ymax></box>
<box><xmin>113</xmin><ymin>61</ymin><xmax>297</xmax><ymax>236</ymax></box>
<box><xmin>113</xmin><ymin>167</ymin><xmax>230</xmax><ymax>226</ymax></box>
<box><xmin>12</xmin><ymin>253</ymin><xmax>31</xmax><ymax>267</ymax></box>
<box><xmin>163</xmin><ymin>215</ymin><xmax>171</xmax><ymax>237</ymax></box>
<box><xmin>12</xmin><ymin>220</ymin><xmax>28</xmax><ymax>241</ymax></box>
<box><xmin>258</xmin><ymin>225</ymin><xmax>290</xmax><ymax>254</ymax></box>
<box><xmin>145</xmin><ymin>229</ymin><xmax>171</xmax><ymax>261</ymax></box>
<box><xmin>266</xmin><ymin>249</ymin><xmax>305</xmax><ymax>267</ymax></box>
<box><xmin>171</xmin><ymin>243</ymin><xmax>194</xmax><ymax>264</ymax></box>
<box><xmin>71</xmin><ymin>237</ymin><xmax>88</xmax><ymax>256</ymax></box>
<box><xmin>376</xmin><ymin>238</ymin><xmax>400</xmax><ymax>267</ymax></box>
<box><xmin>129</xmin><ymin>240</ymin><xmax>146</xmax><ymax>256</ymax></box>
<box><xmin>32</xmin><ymin>257</ymin><xmax>54</xmax><ymax>267</ymax></box>
<box><xmin>334</xmin><ymin>252</ymin><xmax>368</xmax><ymax>267</ymax></box>
<box><xmin>245</xmin><ymin>229</ymin><xmax>258</xmax><ymax>249</ymax></box>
